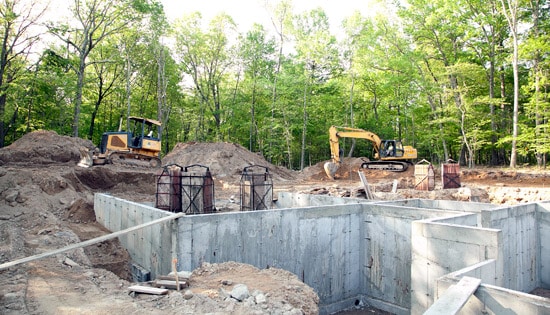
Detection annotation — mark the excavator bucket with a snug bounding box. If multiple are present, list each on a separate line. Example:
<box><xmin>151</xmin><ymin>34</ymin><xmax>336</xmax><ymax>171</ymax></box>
<box><xmin>324</xmin><ymin>162</ymin><xmax>339</xmax><ymax>180</ymax></box>
<box><xmin>78</xmin><ymin>146</ymin><xmax>94</xmax><ymax>168</ymax></box>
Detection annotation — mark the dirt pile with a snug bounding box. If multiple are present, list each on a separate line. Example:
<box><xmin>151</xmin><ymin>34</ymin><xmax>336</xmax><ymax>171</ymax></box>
<box><xmin>0</xmin><ymin>130</ymin><xmax>92</xmax><ymax>166</ymax></box>
<box><xmin>1</xmin><ymin>130</ymin><xmax>550</xmax><ymax>315</ymax></box>
<box><xmin>0</xmin><ymin>131</ymin><xmax>319</xmax><ymax>315</ymax></box>
<box><xmin>162</xmin><ymin>142</ymin><xmax>297</xmax><ymax>183</ymax></box>
<box><xmin>185</xmin><ymin>261</ymin><xmax>319</xmax><ymax>314</ymax></box>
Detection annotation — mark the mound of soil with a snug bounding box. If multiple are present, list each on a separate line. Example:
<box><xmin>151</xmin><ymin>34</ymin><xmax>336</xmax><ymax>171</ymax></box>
<box><xmin>0</xmin><ymin>130</ymin><xmax>92</xmax><ymax>166</ymax></box>
<box><xmin>2</xmin><ymin>130</ymin><xmax>550</xmax><ymax>315</ymax></box>
<box><xmin>0</xmin><ymin>131</ymin><xmax>320</xmax><ymax>315</ymax></box>
<box><xmin>162</xmin><ymin>142</ymin><xmax>297</xmax><ymax>183</ymax></box>
<box><xmin>299</xmin><ymin>157</ymin><xmax>416</xmax><ymax>183</ymax></box>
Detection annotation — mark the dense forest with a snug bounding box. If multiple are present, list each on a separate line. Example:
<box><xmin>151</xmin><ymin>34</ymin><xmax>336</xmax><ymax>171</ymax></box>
<box><xmin>0</xmin><ymin>0</ymin><xmax>548</xmax><ymax>170</ymax></box>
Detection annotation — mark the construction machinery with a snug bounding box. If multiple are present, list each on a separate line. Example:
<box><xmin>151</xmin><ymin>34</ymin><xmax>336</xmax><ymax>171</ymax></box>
<box><xmin>324</xmin><ymin>125</ymin><xmax>417</xmax><ymax>179</ymax></box>
<box><xmin>78</xmin><ymin>116</ymin><xmax>162</xmax><ymax>168</ymax></box>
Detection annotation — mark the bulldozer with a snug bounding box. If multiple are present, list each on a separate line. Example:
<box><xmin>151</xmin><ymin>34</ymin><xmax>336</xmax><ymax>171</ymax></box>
<box><xmin>324</xmin><ymin>125</ymin><xmax>417</xmax><ymax>179</ymax></box>
<box><xmin>78</xmin><ymin>116</ymin><xmax>162</xmax><ymax>168</ymax></box>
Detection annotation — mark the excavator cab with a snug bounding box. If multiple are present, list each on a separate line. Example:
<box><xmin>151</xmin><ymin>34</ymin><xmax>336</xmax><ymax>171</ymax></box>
<box><xmin>381</xmin><ymin>140</ymin><xmax>405</xmax><ymax>158</ymax></box>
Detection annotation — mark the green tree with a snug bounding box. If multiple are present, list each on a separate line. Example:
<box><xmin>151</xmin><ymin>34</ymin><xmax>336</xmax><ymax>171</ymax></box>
<box><xmin>48</xmin><ymin>0</ymin><xmax>130</xmax><ymax>138</ymax></box>
<box><xmin>265</xmin><ymin>0</ymin><xmax>293</xmax><ymax>166</ymax></box>
<box><xmin>464</xmin><ymin>0</ymin><xmax>509</xmax><ymax>165</ymax></box>
<box><xmin>521</xmin><ymin>0</ymin><xmax>550</xmax><ymax>167</ymax></box>
<box><xmin>173</xmin><ymin>12</ymin><xmax>237</xmax><ymax>141</ymax></box>
<box><xmin>0</xmin><ymin>0</ymin><xmax>47</xmax><ymax>147</ymax></box>
<box><xmin>289</xmin><ymin>7</ymin><xmax>339</xmax><ymax>170</ymax></box>
<box><xmin>399</xmin><ymin>0</ymin><xmax>476</xmax><ymax>166</ymax></box>
<box><xmin>237</xmin><ymin>24</ymin><xmax>276</xmax><ymax>152</ymax></box>
<box><xmin>499</xmin><ymin>0</ymin><xmax>521</xmax><ymax>168</ymax></box>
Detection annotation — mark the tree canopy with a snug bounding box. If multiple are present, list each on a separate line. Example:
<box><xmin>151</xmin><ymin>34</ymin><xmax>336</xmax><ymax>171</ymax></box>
<box><xmin>1</xmin><ymin>0</ymin><xmax>549</xmax><ymax>169</ymax></box>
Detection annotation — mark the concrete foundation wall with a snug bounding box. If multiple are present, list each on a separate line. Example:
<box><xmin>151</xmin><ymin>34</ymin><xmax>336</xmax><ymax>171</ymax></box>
<box><xmin>537</xmin><ymin>202</ymin><xmax>550</xmax><ymax>287</ymax></box>
<box><xmin>94</xmin><ymin>194</ymin><xmax>175</xmax><ymax>278</ymax></box>
<box><xmin>446</xmin><ymin>259</ymin><xmax>499</xmax><ymax>286</ymax></box>
<box><xmin>481</xmin><ymin>204</ymin><xmax>539</xmax><ymax>292</ymax></box>
<box><xmin>434</xmin><ymin>275</ymin><xmax>550</xmax><ymax>314</ymax></box>
<box><xmin>275</xmin><ymin>192</ymin><xmax>375</xmax><ymax>208</ymax></box>
<box><xmin>176</xmin><ymin>205</ymin><xmax>365</xmax><ymax>313</ymax></box>
<box><xmin>410</xmin><ymin>217</ymin><xmax>503</xmax><ymax>314</ymax></box>
<box><xmin>357</xmin><ymin>198</ymin><xmax>497</xmax><ymax>212</ymax></box>
<box><xmin>94</xmin><ymin>193</ymin><xmax>550</xmax><ymax>314</ymax></box>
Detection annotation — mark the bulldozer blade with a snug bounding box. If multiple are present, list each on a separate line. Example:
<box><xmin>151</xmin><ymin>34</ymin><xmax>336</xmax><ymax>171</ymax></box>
<box><xmin>77</xmin><ymin>146</ymin><xmax>93</xmax><ymax>168</ymax></box>
<box><xmin>324</xmin><ymin>162</ymin><xmax>339</xmax><ymax>180</ymax></box>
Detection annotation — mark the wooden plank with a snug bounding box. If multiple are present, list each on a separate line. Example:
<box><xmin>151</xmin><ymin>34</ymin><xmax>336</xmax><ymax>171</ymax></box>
<box><xmin>392</xmin><ymin>179</ymin><xmax>398</xmax><ymax>193</ymax></box>
<box><xmin>128</xmin><ymin>285</ymin><xmax>169</xmax><ymax>295</ymax></box>
<box><xmin>157</xmin><ymin>275</ymin><xmax>190</xmax><ymax>282</ymax></box>
<box><xmin>424</xmin><ymin>276</ymin><xmax>481</xmax><ymax>315</ymax></box>
<box><xmin>153</xmin><ymin>279</ymin><xmax>188</xmax><ymax>290</ymax></box>
<box><xmin>358</xmin><ymin>171</ymin><xmax>374</xmax><ymax>200</ymax></box>
<box><xmin>0</xmin><ymin>212</ymin><xmax>185</xmax><ymax>271</ymax></box>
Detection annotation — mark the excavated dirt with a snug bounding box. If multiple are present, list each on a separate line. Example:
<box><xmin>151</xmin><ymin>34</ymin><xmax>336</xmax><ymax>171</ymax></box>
<box><xmin>0</xmin><ymin>130</ymin><xmax>549</xmax><ymax>314</ymax></box>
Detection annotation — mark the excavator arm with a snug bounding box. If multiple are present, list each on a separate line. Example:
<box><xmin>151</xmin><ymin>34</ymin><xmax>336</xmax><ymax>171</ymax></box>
<box><xmin>327</xmin><ymin>126</ymin><xmax>382</xmax><ymax>164</ymax></box>
<box><xmin>324</xmin><ymin>125</ymin><xmax>417</xmax><ymax>179</ymax></box>
<box><xmin>325</xmin><ymin>126</ymin><xmax>382</xmax><ymax>179</ymax></box>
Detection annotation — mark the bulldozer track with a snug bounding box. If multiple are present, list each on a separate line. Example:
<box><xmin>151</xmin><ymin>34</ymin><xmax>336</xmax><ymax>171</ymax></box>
<box><xmin>108</xmin><ymin>152</ymin><xmax>161</xmax><ymax>169</ymax></box>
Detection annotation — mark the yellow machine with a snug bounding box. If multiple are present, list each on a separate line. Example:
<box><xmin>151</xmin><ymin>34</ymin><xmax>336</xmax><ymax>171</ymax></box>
<box><xmin>78</xmin><ymin>116</ymin><xmax>162</xmax><ymax>168</ymax></box>
<box><xmin>324</xmin><ymin>125</ymin><xmax>417</xmax><ymax>179</ymax></box>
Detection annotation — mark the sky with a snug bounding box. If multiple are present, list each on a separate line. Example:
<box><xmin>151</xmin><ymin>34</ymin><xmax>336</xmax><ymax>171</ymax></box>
<box><xmin>159</xmin><ymin>0</ymin><xmax>384</xmax><ymax>36</ymax></box>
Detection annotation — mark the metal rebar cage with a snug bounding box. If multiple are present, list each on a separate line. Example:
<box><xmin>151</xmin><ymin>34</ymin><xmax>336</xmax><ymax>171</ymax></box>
<box><xmin>240</xmin><ymin>165</ymin><xmax>273</xmax><ymax>211</ymax></box>
<box><xmin>181</xmin><ymin>164</ymin><xmax>215</xmax><ymax>214</ymax></box>
<box><xmin>155</xmin><ymin>164</ymin><xmax>183</xmax><ymax>212</ymax></box>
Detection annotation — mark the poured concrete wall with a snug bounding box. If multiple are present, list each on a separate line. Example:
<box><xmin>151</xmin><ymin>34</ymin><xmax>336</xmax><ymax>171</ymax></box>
<box><xmin>176</xmin><ymin>205</ymin><xmax>365</xmax><ymax>313</ymax></box>
<box><xmin>481</xmin><ymin>204</ymin><xmax>539</xmax><ymax>292</ymax></box>
<box><xmin>94</xmin><ymin>194</ymin><xmax>175</xmax><ymax>278</ymax></box>
<box><xmin>275</xmin><ymin>191</ymin><xmax>376</xmax><ymax>208</ymax></box>
<box><xmin>410</xmin><ymin>216</ymin><xmax>503</xmax><ymax>314</ymax></box>
<box><xmin>537</xmin><ymin>202</ymin><xmax>550</xmax><ymax>288</ymax></box>
<box><xmin>433</xmin><ymin>262</ymin><xmax>550</xmax><ymax>314</ymax></box>
<box><xmin>436</xmin><ymin>276</ymin><xmax>550</xmax><ymax>314</ymax></box>
<box><xmin>412</xmin><ymin>202</ymin><xmax>548</xmax><ymax>314</ymax></box>
<box><xmin>94</xmin><ymin>193</ymin><xmax>550</xmax><ymax>314</ymax></box>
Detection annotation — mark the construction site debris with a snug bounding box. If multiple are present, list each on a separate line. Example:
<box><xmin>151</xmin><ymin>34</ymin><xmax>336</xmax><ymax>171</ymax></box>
<box><xmin>1</xmin><ymin>130</ymin><xmax>550</xmax><ymax>315</ymax></box>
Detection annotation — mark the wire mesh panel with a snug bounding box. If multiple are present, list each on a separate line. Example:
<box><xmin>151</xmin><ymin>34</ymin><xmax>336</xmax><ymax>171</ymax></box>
<box><xmin>442</xmin><ymin>159</ymin><xmax>461</xmax><ymax>189</ymax></box>
<box><xmin>181</xmin><ymin>164</ymin><xmax>215</xmax><ymax>214</ymax></box>
<box><xmin>155</xmin><ymin>164</ymin><xmax>183</xmax><ymax>212</ymax></box>
<box><xmin>240</xmin><ymin>165</ymin><xmax>273</xmax><ymax>211</ymax></box>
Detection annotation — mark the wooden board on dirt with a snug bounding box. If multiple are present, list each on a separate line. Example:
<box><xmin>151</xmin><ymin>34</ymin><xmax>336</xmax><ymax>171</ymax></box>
<box><xmin>128</xmin><ymin>285</ymin><xmax>169</xmax><ymax>295</ymax></box>
<box><xmin>153</xmin><ymin>279</ymin><xmax>188</xmax><ymax>290</ymax></box>
<box><xmin>157</xmin><ymin>275</ymin><xmax>190</xmax><ymax>282</ymax></box>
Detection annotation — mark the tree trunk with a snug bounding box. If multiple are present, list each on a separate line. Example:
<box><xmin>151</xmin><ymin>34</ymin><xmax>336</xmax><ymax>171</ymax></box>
<box><xmin>348</xmin><ymin>72</ymin><xmax>356</xmax><ymax>157</ymax></box>
<box><xmin>73</xmin><ymin>59</ymin><xmax>86</xmax><ymax>137</ymax></box>
<box><xmin>300</xmin><ymin>77</ymin><xmax>308</xmax><ymax>171</ymax></box>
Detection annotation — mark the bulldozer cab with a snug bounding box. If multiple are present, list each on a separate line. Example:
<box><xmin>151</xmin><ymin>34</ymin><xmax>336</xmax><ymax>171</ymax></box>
<box><xmin>128</xmin><ymin>116</ymin><xmax>161</xmax><ymax>149</ymax></box>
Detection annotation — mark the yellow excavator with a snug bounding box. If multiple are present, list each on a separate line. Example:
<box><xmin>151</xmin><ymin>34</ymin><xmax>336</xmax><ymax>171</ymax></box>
<box><xmin>78</xmin><ymin>116</ymin><xmax>162</xmax><ymax>168</ymax></box>
<box><xmin>324</xmin><ymin>125</ymin><xmax>417</xmax><ymax>179</ymax></box>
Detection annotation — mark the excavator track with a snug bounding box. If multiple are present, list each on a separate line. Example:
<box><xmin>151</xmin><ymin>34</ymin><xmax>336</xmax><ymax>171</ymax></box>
<box><xmin>361</xmin><ymin>161</ymin><xmax>410</xmax><ymax>172</ymax></box>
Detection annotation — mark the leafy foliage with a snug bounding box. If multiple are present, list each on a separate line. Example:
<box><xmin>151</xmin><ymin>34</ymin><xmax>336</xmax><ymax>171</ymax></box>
<box><xmin>1</xmin><ymin>0</ymin><xmax>549</xmax><ymax>169</ymax></box>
